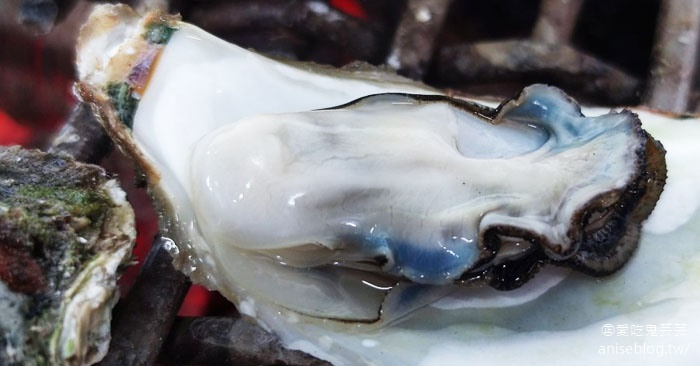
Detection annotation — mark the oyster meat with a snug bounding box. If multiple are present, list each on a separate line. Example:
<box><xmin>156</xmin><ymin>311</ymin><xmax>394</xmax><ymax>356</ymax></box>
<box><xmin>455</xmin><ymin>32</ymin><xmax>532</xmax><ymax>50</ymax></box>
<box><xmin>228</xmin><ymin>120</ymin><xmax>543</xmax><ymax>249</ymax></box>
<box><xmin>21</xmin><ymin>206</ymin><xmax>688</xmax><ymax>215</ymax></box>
<box><xmin>181</xmin><ymin>88</ymin><xmax>665</xmax><ymax>324</ymax></box>
<box><xmin>0</xmin><ymin>146</ymin><xmax>135</xmax><ymax>366</ymax></box>
<box><xmin>75</xmin><ymin>4</ymin><xmax>699</xmax><ymax>366</ymax></box>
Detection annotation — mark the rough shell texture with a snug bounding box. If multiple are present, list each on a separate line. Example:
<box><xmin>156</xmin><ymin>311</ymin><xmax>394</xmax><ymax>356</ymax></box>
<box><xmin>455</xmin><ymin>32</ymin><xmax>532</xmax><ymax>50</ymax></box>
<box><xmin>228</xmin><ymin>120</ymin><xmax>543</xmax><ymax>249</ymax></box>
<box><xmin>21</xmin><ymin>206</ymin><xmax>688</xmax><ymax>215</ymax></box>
<box><xmin>0</xmin><ymin>146</ymin><xmax>135</xmax><ymax>366</ymax></box>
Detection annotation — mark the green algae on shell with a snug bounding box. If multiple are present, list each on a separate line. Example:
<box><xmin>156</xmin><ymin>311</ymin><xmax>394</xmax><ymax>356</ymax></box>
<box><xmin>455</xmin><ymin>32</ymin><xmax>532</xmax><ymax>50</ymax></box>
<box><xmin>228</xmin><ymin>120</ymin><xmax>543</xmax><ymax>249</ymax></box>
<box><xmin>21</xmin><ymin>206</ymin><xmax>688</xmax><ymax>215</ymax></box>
<box><xmin>0</xmin><ymin>146</ymin><xmax>135</xmax><ymax>366</ymax></box>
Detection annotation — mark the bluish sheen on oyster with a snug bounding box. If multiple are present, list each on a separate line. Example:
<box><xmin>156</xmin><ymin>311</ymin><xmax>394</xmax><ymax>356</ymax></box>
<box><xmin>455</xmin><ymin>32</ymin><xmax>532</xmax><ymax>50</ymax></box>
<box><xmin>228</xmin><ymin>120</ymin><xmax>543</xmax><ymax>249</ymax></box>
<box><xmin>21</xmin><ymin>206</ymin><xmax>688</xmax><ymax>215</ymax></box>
<box><xmin>71</xmin><ymin>5</ymin><xmax>700</xmax><ymax>366</ymax></box>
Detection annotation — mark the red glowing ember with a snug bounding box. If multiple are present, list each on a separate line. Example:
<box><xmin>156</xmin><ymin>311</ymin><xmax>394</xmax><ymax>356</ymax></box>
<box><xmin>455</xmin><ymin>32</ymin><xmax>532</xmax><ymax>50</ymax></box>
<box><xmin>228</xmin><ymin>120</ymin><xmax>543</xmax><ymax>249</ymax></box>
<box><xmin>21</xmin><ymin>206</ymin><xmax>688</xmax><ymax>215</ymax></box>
<box><xmin>0</xmin><ymin>109</ymin><xmax>32</xmax><ymax>146</ymax></box>
<box><xmin>330</xmin><ymin>0</ymin><xmax>368</xmax><ymax>20</ymax></box>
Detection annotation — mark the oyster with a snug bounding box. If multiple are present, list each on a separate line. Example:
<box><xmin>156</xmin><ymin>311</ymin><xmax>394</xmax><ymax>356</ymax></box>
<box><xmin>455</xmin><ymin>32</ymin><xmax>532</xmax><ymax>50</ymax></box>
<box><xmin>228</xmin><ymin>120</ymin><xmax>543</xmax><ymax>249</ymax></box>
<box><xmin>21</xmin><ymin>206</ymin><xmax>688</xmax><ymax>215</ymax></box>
<box><xmin>0</xmin><ymin>146</ymin><xmax>135</xmax><ymax>366</ymax></box>
<box><xmin>179</xmin><ymin>87</ymin><xmax>665</xmax><ymax>323</ymax></box>
<box><xmin>76</xmin><ymin>4</ymin><xmax>700</xmax><ymax>366</ymax></box>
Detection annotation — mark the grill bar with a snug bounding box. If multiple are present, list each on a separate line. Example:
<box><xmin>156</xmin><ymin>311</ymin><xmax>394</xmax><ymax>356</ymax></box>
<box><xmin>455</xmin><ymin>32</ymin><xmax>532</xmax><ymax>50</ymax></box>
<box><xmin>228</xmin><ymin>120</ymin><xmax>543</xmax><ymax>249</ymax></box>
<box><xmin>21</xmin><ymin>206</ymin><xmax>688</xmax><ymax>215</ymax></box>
<box><xmin>531</xmin><ymin>0</ymin><xmax>583</xmax><ymax>43</ymax></box>
<box><xmin>160</xmin><ymin>317</ymin><xmax>332</xmax><ymax>366</ymax></box>
<box><xmin>386</xmin><ymin>0</ymin><xmax>452</xmax><ymax>79</ymax></box>
<box><xmin>645</xmin><ymin>0</ymin><xmax>700</xmax><ymax>112</ymax></box>
<box><xmin>432</xmin><ymin>40</ymin><xmax>641</xmax><ymax>104</ymax></box>
<box><xmin>48</xmin><ymin>102</ymin><xmax>112</xmax><ymax>164</ymax></box>
<box><xmin>429</xmin><ymin>0</ymin><xmax>640</xmax><ymax>104</ymax></box>
<box><xmin>188</xmin><ymin>0</ymin><xmax>385</xmax><ymax>63</ymax></box>
<box><xmin>97</xmin><ymin>236</ymin><xmax>191</xmax><ymax>366</ymax></box>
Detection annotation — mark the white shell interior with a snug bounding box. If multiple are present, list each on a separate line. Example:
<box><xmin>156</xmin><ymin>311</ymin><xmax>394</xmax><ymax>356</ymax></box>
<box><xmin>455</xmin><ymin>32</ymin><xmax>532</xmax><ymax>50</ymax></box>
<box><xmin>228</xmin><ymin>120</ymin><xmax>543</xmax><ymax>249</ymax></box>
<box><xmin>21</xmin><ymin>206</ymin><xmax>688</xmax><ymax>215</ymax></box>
<box><xmin>77</xmin><ymin>9</ymin><xmax>700</xmax><ymax>365</ymax></box>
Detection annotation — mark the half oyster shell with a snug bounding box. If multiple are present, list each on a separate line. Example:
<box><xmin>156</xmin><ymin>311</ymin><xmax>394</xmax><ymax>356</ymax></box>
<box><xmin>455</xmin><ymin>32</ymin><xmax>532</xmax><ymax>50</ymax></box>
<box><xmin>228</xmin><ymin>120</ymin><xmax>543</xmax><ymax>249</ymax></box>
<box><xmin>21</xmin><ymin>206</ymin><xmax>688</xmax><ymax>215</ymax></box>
<box><xmin>74</xmin><ymin>4</ymin><xmax>700</xmax><ymax>366</ymax></box>
<box><xmin>0</xmin><ymin>146</ymin><xmax>135</xmax><ymax>366</ymax></box>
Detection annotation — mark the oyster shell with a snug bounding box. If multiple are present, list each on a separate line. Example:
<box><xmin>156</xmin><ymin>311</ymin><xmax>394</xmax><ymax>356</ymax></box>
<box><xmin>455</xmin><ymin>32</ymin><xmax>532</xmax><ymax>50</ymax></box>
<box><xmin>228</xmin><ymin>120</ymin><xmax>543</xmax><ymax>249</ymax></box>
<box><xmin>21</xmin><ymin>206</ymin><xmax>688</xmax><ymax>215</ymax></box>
<box><xmin>76</xmin><ymin>4</ymin><xmax>699</xmax><ymax>365</ymax></box>
<box><xmin>0</xmin><ymin>146</ymin><xmax>135</xmax><ymax>366</ymax></box>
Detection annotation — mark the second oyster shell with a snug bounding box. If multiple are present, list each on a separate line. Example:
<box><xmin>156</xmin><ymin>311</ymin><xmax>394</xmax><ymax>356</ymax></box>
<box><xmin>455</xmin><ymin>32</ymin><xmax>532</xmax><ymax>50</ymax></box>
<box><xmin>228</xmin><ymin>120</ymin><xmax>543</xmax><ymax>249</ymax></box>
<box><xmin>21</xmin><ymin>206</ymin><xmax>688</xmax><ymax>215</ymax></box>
<box><xmin>0</xmin><ymin>146</ymin><xmax>135</xmax><ymax>366</ymax></box>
